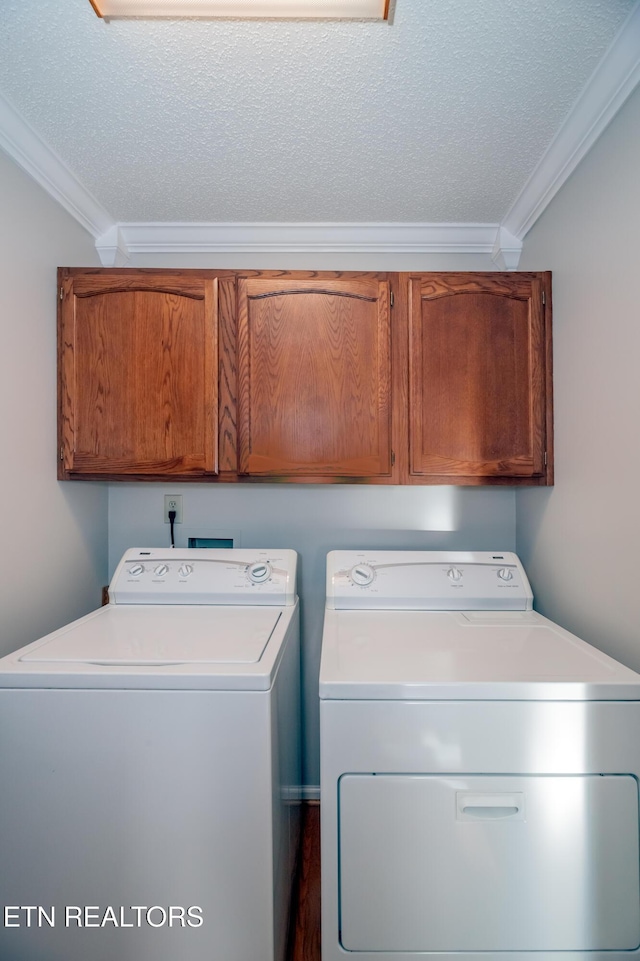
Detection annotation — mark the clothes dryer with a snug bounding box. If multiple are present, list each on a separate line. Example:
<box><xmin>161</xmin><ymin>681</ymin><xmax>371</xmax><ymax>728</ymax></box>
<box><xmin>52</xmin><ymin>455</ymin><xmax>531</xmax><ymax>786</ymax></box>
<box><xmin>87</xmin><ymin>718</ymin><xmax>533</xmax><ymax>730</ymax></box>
<box><xmin>320</xmin><ymin>550</ymin><xmax>640</xmax><ymax>961</ymax></box>
<box><xmin>0</xmin><ymin>548</ymin><xmax>300</xmax><ymax>961</ymax></box>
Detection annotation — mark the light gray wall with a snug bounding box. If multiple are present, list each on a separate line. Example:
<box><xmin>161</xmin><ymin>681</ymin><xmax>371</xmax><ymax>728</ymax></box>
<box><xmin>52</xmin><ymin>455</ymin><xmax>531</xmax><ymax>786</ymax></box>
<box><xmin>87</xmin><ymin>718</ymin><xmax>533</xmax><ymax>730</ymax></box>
<box><xmin>109</xmin><ymin>483</ymin><xmax>517</xmax><ymax>788</ymax></box>
<box><xmin>0</xmin><ymin>150</ymin><xmax>108</xmax><ymax>656</ymax></box>
<box><xmin>516</xmin><ymin>83</ymin><xmax>640</xmax><ymax>672</ymax></box>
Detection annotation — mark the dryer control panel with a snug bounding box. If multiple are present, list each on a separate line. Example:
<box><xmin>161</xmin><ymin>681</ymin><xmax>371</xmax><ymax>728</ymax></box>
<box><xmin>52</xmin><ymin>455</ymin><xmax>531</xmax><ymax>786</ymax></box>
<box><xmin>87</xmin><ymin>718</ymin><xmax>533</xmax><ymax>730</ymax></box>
<box><xmin>109</xmin><ymin>548</ymin><xmax>297</xmax><ymax>605</ymax></box>
<box><xmin>326</xmin><ymin>551</ymin><xmax>533</xmax><ymax>610</ymax></box>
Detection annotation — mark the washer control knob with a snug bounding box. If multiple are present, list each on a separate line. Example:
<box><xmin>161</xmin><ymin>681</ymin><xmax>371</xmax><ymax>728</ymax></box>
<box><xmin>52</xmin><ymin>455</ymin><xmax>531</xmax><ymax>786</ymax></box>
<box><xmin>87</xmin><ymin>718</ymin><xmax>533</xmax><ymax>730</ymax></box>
<box><xmin>350</xmin><ymin>564</ymin><xmax>375</xmax><ymax>587</ymax></box>
<box><xmin>154</xmin><ymin>564</ymin><xmax>169</xmax><ymax>577</ymax></box>
<box><xmin>247</xmin><ymin>561</ymin><xmax>272</xmax><ymax>584</ymax></box>
<box><xmin>128</xmin><ymin>564</ymin><xmax>144</xmax><ymax>577</ymax></box>
<box><xmin>498</xmin><ymin>567</ymin><xmax>514</xmax><ymax>581</ymax></box>
<box><xmin>178</xmin><ymin>564</ymin><xmax>193</xmax><ymax>578</ymax></box>
<box><xmin>447</xmin><ymin>567</ymin><xmax>463</xmax><ymax>581</ymax></box>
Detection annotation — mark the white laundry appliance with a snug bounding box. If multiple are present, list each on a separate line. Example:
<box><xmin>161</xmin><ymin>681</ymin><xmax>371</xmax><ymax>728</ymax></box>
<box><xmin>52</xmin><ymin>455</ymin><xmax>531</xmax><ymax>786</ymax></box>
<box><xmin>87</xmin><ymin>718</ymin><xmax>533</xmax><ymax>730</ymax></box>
<box><xmin>0</xmin><ymin>547</ymin><xmax>300</xmax><ymax>961</ymax></box>
<box><xmin>320</xmin><ymin>550</ymin><xmax>640</xmax><ymax>961</ymax></box>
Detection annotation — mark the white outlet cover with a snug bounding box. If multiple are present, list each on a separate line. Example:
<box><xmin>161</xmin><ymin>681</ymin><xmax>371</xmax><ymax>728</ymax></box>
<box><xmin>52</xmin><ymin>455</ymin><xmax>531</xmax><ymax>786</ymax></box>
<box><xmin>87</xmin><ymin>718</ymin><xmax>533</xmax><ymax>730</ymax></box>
<box><xmin>164</xmin><ymin>494</ymin><xmax>183</xmax><ymax>523</ymax></box>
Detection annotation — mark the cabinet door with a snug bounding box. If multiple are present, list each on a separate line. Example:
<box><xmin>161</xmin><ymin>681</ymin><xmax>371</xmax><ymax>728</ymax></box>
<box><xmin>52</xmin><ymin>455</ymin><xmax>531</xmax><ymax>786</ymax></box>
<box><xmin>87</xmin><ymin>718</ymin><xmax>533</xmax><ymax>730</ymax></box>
<box><xmin>237</xmin><ymin>277</ymin><xmax>391</xmax><ymax>477</ymax></box>
<box><xmin>59</xmin><ymin>271</ymin><xmax>218</xmax><ymax>477</ymax></box>
<box><xmin>409</xmin><ymin>273</ymin><xmax>549</xmax><ymax>480</ymax></box>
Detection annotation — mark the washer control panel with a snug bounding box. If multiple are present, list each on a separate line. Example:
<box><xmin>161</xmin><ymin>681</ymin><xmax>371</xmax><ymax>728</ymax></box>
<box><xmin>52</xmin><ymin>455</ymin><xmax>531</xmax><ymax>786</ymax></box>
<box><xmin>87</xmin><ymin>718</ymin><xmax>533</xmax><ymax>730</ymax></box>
<box><xmin>328</xmin><ymin>551</ymin><xmax>533</xmax><ymax>610</ymax></box>
<box><xmin>109</xmin><ymin>548</ymin><xmax>297</xmax><ymax>606</ymax></box>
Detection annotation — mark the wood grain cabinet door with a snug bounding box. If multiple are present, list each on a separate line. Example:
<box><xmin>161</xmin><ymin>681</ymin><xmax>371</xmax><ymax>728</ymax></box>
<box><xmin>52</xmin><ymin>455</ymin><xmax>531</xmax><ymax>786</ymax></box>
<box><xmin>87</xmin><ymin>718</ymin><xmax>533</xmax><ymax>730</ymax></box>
<box><xmin>59</xmin><ymin>271</ymin><xmax>218</xmax><ymax>477</ymax></box>
<box><xmin>237</xmin><ymin>277</ymin><xmax>391</xmax><ymax>477</ymax></box>
<box><xmin>409</xmin><ymin>273</ymin><xmax>550</xmax><ymax>481</ymax></box>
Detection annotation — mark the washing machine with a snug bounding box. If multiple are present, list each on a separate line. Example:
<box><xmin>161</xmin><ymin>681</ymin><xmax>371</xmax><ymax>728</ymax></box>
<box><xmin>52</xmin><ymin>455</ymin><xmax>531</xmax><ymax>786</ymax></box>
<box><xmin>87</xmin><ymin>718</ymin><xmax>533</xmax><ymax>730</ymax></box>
<box><xmin>320</xmin><ymin>550</ymin><xmax>640</xmax><ymax>961</ymax></box>
<box><xmin>0</xmin><ymin>547</ymin><xmax>300</xmax><ymax>961</ymax></box>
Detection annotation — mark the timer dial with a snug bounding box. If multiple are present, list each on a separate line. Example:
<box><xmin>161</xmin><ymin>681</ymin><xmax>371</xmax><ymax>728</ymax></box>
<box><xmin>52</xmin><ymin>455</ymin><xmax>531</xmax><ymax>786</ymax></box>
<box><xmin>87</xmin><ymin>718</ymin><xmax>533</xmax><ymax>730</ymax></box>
<box><xmin>498</xmin><ymin>567</ymin><xmax>514</xmax><ymax>581</ymax></box>
<box><xmin>247</xmin><ymin>561</ymin><xmax>272</xmax><ymax>584</ymax></box>
<box><xmin>447</xmin><ymin>567</ymin><xmax>463</xmax><ymax>581</ymax></box>
<box><xmin>178</xmin><ymin>564</ymin><xmax>193</xmax><ymax>578</ymax></box>
<box><xmin>350</xmin><ymin>564</ymin><xmax>375</xmax><ymax>587</ymax></box>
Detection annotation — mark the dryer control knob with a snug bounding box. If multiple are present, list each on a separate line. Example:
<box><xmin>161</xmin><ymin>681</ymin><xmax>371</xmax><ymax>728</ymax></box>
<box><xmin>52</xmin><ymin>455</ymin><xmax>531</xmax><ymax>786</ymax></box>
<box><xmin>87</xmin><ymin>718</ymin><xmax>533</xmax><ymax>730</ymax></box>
<box><xmin>350</xmin><ymin>564</ymin><xmax>375</xmax><ymax>587</ymax></box>
<box><xmin>447</xmin><ymin>567</ymin><xmax>463</xmax><ymax>581</ymax></box>
<box><xmin>128</xmin><ymin>564</ymin><xmax>145</xmax><ymax>577</ymax></box>
<box><xmin>497</xmin><ymin>567</ymin><xmax>514</xmax><ymax>581</ymax></box>
<box><xmin>247</xmin><ymin>561</ymin><xmax>272</xmax><ymax>584</ymax></box>
<box><xmin>154</xmin><ymin>564</ymin><xmax>169</xmax><ymax>577</ymax></box>
<box><xmin>178</xmin><ymin>564</ymin><xmax>193</xmax><ymax>578</ymax></box>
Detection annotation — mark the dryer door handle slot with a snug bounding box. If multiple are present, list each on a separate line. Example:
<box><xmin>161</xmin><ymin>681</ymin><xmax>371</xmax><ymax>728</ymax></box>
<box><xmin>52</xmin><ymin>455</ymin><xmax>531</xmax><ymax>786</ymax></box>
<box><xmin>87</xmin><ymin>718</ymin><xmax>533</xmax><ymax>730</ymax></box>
<box><xmin>456</xmin><ymin>792</ymin><xmax>525</xmax><ymax>821</ymax></box>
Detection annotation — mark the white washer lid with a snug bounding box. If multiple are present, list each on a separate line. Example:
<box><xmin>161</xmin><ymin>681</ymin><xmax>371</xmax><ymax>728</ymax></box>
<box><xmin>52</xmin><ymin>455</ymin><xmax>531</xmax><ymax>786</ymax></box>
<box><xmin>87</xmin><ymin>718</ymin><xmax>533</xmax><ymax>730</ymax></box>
<box><xmin>0</xmin><ymin>604</ymin><xmax>295</xmax><ymax>690</ymax></box>
<box><xmin>19</xmin><ymin>606</ymin><xmax>280</xmax><ymax>664</ymax></box>
<box><xmin>319</xmin><ymin>609</ymin><xmax>640</xmax><ymax>700</ymax></box>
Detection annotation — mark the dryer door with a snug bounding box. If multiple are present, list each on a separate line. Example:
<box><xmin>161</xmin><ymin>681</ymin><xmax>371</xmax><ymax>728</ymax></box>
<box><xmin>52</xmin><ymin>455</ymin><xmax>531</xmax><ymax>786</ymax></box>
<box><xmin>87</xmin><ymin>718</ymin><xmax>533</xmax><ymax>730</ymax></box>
<box><xmin>339</xmin><ymin>773</ymin><xmax>640</xmax><ymax>952</ymax></box>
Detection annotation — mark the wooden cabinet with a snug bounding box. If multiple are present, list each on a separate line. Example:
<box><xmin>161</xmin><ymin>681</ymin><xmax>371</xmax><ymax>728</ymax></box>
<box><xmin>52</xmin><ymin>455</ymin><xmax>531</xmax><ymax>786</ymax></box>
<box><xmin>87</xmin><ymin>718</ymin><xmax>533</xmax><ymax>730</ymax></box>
<box><xmin>237</xmin><ymin>277</ymin><xmax>391</xmax><ymax>477</ymax></box>
<box><xmin>59</xmin><ymin>270</ymin><xmax>218</xmax><ymax>478</ymax></box>
<box><xmin>407</xmin><ymin>272</ymin><xmax>552</xmax><ymax>483</ymax></box>
<box><xmin>58</xmin><ymin>268</ymin><xmax>552</xmax><ymax>486</ymax></box>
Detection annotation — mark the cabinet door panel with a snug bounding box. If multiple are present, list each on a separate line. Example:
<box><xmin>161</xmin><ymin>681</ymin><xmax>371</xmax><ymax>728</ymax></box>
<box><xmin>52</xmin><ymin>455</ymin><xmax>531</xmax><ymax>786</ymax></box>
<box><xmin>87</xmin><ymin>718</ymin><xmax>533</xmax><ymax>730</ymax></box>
<box><xmin>237</xmin><ymin>278</ymin><xmax>391</xmax><ymax>476</ymax></box>
<box><xmin>60</xmin><ymin>275</ymin><xmax>218</xmax><ymax>476</ymax></box>
<box><xmin>409</xmin><ymin>274</ymin><xmax>547</xmax><ymax>479</ymax></box>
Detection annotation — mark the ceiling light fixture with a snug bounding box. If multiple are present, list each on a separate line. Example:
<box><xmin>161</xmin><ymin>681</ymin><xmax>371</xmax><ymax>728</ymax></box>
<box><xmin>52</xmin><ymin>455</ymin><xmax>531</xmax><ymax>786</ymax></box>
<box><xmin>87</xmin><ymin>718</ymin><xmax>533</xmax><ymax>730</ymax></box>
<box><xmin>89</xmin><ymin>0</ymin><xmax>390</xmax><ymax>19</ymax></box>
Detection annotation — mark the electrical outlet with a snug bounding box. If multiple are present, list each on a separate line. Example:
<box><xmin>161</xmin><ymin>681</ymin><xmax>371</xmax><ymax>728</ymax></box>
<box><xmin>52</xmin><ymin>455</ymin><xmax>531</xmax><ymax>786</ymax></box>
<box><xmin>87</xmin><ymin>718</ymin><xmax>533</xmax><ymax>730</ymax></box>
<box><xmin>164</xmin><ymin>494</ymin><xmax>183</xmax><ymax>524</ymax></box>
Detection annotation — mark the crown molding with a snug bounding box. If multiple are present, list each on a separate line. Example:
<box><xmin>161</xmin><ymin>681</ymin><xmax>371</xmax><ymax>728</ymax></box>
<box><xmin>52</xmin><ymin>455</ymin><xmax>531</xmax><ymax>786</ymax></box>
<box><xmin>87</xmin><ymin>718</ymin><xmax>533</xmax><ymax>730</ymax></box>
<box><xmin>96</xmin><ymin>221</ymin><xmax>521</xmax><ymax>268</ymax></box>
<box><xmin>502</xmin><ymin>0</ymin><xmax>640</xmax><ymax>240</ymax></box>
<box><xmin>94</xmin><ymin>220</ymin><xmax>500</xmax><ymax>264</ymax></box>
<box><xmin>491</xmin><ymin>226</ymin><xmax>522</xmax><ymax>271</ymax></box>
<box><xmin>95</xmin><ymin>225</ymin><xmax>131</xmax><ymax>266</ymax></box>
<box><xmin>0</xmin><ymin>90</ymin><xmax>114</xmax><ymax>239</ymax></box>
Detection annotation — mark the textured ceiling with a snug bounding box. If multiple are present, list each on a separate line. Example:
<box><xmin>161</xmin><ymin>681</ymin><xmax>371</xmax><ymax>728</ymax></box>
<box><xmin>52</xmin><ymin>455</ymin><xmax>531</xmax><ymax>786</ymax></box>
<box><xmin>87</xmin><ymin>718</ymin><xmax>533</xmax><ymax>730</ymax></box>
<box><xmin>0</xmin><ymin>0</ymin><xmax>634</xmax><ymax>224</ymax></box>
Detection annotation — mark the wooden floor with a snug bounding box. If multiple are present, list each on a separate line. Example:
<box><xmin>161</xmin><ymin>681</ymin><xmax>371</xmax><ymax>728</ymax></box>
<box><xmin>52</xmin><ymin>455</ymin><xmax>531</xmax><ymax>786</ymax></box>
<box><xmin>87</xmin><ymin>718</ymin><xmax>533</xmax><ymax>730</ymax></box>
<box><xmin>287</xmin><ymin>803</ymin><xmax>321</xmax><ymax>961</ymax></box>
